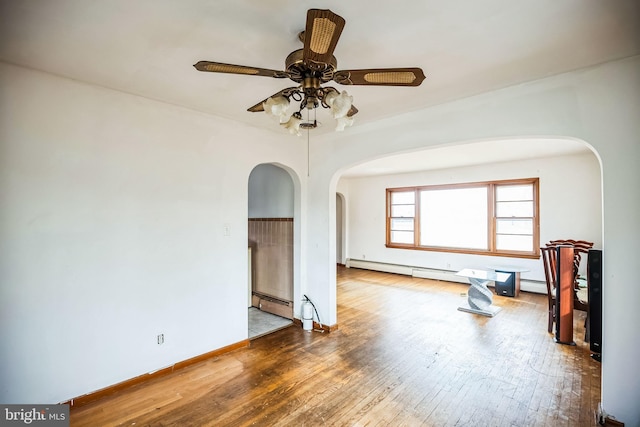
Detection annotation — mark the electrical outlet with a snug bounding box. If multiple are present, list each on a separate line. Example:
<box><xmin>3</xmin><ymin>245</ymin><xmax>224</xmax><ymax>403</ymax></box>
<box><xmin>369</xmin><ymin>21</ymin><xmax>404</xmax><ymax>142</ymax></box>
<box><xmin>223</xmin><ymin>223</ymin><xmax>231</xmax><ymax>237</ymax></box>
<box><xmin>157</xmin><ymin>334</ymin><xmax>164</xmax><ymax>345</ymax></box>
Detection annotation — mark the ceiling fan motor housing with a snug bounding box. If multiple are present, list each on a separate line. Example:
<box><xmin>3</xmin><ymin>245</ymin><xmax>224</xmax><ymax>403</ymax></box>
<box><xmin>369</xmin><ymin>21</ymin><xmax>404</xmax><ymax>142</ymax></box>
<box><xmin>285</xmin><ymin>49</ymin><xmax>337</xmax><ymax>83</ymax></box>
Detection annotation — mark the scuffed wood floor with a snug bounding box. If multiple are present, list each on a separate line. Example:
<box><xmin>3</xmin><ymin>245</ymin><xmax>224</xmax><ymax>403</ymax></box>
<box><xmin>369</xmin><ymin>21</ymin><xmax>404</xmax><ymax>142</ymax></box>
<box><xmin>71</xmin><ymin>266</ymin><xmax>600</xmax><ymax>426</ymax></box>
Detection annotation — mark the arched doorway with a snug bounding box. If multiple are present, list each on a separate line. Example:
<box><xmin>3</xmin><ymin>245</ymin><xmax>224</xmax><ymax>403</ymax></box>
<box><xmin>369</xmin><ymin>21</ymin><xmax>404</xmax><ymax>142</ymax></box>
<box><xmin>336</xmin><ymin>192</ymin><xmax>346</xmax><ymax>266</ymax></box>
<box><xmin>247</xmin><ymin>164</ymin><xmax>295</xmax><ymax>338</ymax></box>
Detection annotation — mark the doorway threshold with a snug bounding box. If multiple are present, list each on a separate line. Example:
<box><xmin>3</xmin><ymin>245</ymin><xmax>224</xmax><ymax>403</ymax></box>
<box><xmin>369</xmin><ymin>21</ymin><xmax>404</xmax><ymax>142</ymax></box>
<box><xmin>248</xmin><ymin>307</ymin><xmax>293</xmax><ymax>339</ymax></box>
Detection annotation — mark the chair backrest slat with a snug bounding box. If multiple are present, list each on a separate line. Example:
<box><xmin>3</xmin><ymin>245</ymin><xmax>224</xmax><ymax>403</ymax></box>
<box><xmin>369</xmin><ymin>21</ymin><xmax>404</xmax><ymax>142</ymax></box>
<box><xmin>540</xmin><ymin>246</ymin><xmax>557</xmax><ymax>296</ymax></box>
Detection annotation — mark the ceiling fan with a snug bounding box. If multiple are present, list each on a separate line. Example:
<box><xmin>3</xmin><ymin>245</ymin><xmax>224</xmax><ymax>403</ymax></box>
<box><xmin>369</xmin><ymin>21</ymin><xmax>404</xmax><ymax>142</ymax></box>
<box><xmin>194</xmin><ymin>9</ymin><xmax>425</xmax><ymax>134</ymax></box>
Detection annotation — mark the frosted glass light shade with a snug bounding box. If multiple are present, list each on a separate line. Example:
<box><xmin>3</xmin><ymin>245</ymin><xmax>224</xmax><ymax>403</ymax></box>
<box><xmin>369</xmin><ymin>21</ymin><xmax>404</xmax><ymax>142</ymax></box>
<box><xmin>325</xmin><ymin>90</ymin><xmax>353</xmax><ymax>119</ymax></box>
<box><xmin>282</xmin><ymin>113</ymin><xmax>302</xmax><ymax>136</ymax></box>
<box><xmin>335</xmin><ymin>115</ymin><xmax>354</xmax><ymax>131</ymax></box>
<box><xmin>263</xmin><ymin>96</ymin><xmax>290</xmax><ymax>122</ymax></box>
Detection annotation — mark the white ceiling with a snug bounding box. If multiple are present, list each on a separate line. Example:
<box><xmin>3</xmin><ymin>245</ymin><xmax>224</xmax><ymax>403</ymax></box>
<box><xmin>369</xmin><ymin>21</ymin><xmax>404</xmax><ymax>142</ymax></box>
<box><xmin>1</xmin><ymin>0</ymin><xmax>638</xmax><ymax>174</ymax></box>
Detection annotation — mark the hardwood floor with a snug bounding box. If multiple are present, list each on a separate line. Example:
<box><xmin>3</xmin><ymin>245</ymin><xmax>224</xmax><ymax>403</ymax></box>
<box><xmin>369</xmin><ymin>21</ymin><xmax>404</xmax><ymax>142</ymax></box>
<box><xmin>71</xmin><ymin>266</ymin><xmax>601</xmax><ymax>426</ymax></box>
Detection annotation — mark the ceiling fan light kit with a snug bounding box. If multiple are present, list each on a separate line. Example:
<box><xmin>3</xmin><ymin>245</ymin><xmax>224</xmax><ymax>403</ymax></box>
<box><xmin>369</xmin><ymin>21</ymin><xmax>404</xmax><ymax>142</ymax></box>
<box><xmin>282</xmin><ymin>112</ymin><xmax>304</xmax><ymax>136</ymax></box>
<box><xmin>194</xmin><ymin>9</ymin><xmax>425</xmax><ymax>135</ymax></box>
<box><xmin>325</xmin><ymin>90</ymin><xmax>353</xmax><ymax>119</ymax></box>
<box><xmin>263</xmin><ymin>95</ymin><xmax>291</xmax><ymax>123</ymax></box>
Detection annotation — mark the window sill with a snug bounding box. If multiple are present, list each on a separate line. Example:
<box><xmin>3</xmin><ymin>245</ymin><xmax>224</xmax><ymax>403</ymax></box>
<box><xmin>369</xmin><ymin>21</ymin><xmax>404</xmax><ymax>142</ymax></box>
<box><xmin>385</xmin><ymin>244</ymin><xmax>540</xmax><ymax>259</ymax></box>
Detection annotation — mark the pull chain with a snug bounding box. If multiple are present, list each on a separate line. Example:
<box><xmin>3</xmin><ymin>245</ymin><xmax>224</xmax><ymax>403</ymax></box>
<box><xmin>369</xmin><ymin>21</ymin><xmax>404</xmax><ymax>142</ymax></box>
<box><xmin>307</xmin><ymin>108</ymin><xmax>310</xmax><ymax>176</ymax></box>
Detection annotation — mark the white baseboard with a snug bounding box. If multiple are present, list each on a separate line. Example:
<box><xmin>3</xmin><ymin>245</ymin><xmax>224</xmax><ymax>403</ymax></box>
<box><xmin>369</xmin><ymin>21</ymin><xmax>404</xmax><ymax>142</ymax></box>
<box><xmin>345</xmin><ymin>259</ymin><xmax>546</xmax><ymax>294</ymax></box>
<box><xmin>412</xmin><ymin>267</ymin><xmax>468</xmax><ymax>283</ymax></box>
<box><xmin>346</xmin><ymin>259</ymin><xmax>413</xmax><ymax>275</ymax></box>
<box><xmin>519</xmin><ymin>280</ymin><xmax>546</xmax><ymax>294</ymax></box>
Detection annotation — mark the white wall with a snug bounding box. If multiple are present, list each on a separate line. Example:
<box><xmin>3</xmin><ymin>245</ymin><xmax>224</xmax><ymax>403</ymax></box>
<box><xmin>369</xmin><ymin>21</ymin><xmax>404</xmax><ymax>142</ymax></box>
<box><xmin>0</xmin><ymin>63</ymin><xmax>306</xmax><ymax>404</ymax></box>
<box><xmin>248</xmin><ymin>164</ymin><xmax>294</xmax><ymax>218</ymax></box>
<box><xmin>339</xmin><ymin>152</ymin><xmax>602</xmax><ymax>282</ymax></box>
<box><xmin>305</xmin><ymin>56</ymin><xmax>640</xmax><ymax>424</ymax></box>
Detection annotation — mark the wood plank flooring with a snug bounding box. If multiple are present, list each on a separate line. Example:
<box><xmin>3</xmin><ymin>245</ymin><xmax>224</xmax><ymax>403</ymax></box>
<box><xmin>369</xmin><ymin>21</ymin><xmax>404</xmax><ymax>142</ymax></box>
<box><xmin>70</xmin><ymin>266</ymin><xmax>601</xmax><ymax>426</ymax></box>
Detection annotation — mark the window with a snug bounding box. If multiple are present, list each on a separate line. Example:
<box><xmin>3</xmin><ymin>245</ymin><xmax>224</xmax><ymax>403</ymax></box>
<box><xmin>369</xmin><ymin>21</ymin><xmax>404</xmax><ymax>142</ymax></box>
<box><xmin>386</xmin><ymin>178</ymin><xmax>539</xmax><ymax>258</ymax></box>
<box><xmin>388</xmin><ymin>190</ymin><xmax>416</xmax><ymax>244</ymax></box>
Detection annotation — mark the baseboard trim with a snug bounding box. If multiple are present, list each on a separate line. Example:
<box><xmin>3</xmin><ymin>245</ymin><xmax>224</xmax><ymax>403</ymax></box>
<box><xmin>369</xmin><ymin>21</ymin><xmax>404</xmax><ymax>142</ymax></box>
<box><xmin>604</xmin><ymin>416</ymin><xmax>625</xmax><ymax>426</ymax></box>
<box><xmin>64</xmin><ymin>339</ymin><xmax>250</xmax><ymax>409</ymax></box>
<box><xmin>346</xmin><ymin>258</ymin><xmax>547</xmax><ymax>294</ymax></box>
<box><xmin>292</xmin><ymin>318</ymin><xmax>338</xmax><ymax>333</ymax></box>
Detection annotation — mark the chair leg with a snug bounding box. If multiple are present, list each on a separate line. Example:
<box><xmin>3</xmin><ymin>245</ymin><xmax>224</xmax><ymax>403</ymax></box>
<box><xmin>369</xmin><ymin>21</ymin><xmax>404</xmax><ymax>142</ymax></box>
<box><xmin>584</xmin><ymin>315</ymin><xmax>590</xmax><ymax>342</ymax></box>
<box><xmin>548</xmin><ymin>301</ymin><xmax>556</xmax><ymax>334</ymax></box>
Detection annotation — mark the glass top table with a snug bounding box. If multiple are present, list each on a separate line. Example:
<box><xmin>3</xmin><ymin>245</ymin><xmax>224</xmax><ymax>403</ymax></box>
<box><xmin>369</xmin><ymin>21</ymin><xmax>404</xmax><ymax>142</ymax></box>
<box><xmin>455</xmin><ymin>268</ymin><xmax>511</xmax><ymax>317</ymax></box>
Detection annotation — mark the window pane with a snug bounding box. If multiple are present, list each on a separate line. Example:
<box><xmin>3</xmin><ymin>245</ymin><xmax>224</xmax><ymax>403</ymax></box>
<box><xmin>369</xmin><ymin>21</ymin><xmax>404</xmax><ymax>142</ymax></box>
<box><xmin>391</xmin><ymin>218</ymin><xmax>414</xmax><ymax>231</ymax></box>
<box><xmin>496</xmin><ymin>201</ymin><xmax>533</xmax><ymax>217</ymax></box>
<box><xmin>496</xmin><ymin>219</ymin><xmax>533</xmax><ymax>235</ymax></box>
<box><xmin>391</xmin><ymin>205</ymin><xmax>415</xmax><ymax>218</ymax></box>
<box><xmin>419</xmin><ymin>187</ymin><xmax>488</xmax><ymax>249</ymax></box>
<box><xmin>496</xmin><ymin>184</ymin><xmax>532</xmax><ymax>201</ymax></box>
<box><xmin>391</xmin><ymin>230</ymin><xmax>414</xmax><ymax>244</ymax></box>
<box><xmin>391</xmin><ymin>191</ymin><xmax>415</xmax><ymax>204</ymax></box>
<box><xmin>497</xmin><ymin>234</ymin><xmax>533</xmax><ymax>251</ymax></box>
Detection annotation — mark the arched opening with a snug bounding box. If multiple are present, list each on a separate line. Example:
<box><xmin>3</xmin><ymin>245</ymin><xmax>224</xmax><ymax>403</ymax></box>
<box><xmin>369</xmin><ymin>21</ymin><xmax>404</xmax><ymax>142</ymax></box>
<box><xmin>336</xmin><ymin>192</ymin><xmax>346</xmax><ymax>266</ymax></box>
<box><xmin>333</xmin><ymin>135</ymin><xmax>602</xmax><ymax>339</ymax></box>
<box><xmin>329</xmin><ymin>134</ymin><xmax>604</xmax><ymax>416</ymax></box>
<box><xmin>334</xmin><ymin>136</ymin><xmax>601</xmax><ymax>286</ymax></box>
<box><xmin>247</xmin><ymin>163</ymin><xmax>296</xmax><ymax>338</ymax></box>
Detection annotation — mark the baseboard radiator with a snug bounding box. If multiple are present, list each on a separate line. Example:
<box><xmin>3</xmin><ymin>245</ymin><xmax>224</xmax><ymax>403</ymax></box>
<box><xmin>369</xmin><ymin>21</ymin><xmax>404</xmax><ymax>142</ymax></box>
<box><xmin>345</xmin><ymin>259</ymin><xmax>546</xmax><ymax>294</ymax></box>
<box><xmin>252</xmin><ymin>292</ymin><xmax>294</xmax><ymax>319</ymax></box>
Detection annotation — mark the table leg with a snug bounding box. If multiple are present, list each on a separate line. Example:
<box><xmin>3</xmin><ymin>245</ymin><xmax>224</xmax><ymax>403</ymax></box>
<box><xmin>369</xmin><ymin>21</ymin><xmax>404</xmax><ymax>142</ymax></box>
<box><xmin>458</xmin><ymin>277</ymin><xmax>502</xmax><ymax>317</ymax></box>
<box><xmin>513</xmin><ymin>272</ymin><xmax>521</xmax><ymax>297</ymax></box>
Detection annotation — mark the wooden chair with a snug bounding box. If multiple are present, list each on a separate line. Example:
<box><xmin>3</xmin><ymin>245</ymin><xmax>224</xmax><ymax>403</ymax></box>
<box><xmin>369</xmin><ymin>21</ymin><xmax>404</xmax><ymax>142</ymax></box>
<box><xmin>546</xmin><ymin>239</ymin><xmax>593</xmax><ymax>312</ymax></box>
<box><xmin>540</xmin><ymin>246</ymin><xmax>558</xmax><ymax>333</ymax></box>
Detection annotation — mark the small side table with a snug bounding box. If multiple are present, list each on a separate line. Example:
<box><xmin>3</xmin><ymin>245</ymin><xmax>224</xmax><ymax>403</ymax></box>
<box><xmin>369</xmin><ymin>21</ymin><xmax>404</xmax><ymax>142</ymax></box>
<box><xmin>455</xmin><ymin>268</ymin><xmax>511</xmax><ymax>317</ymax></box>
<box><xmin>487</xmin><ymin>266</ymin><xmax>530</xmax><ymax>297</ymax></box>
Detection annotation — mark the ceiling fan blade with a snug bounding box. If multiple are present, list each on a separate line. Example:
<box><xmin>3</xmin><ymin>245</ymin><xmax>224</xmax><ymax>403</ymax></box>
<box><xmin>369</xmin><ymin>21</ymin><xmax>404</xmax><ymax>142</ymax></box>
<box><xmin>193</xmin><ymin>61</ymin><xmax>290</xmax><ymax>78</ymax></box>
<box><xmin>247</xmin><ymin>87</ymin><xmax>300</xmax><ymax>112</ymax></box>
<box><xmin>334</xmin><ymin>68</ymin><xmax>426</xmax><ymax>86</ymax></box>
<box><xmin>302</xmin><ymin>9</ymin><xmax>345</xmax><ymax>69</ymax></box>
<box><xmin>347</xmin><ymin>105</ymin><xmax>358</xmax><ymax>117</ymax></box>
